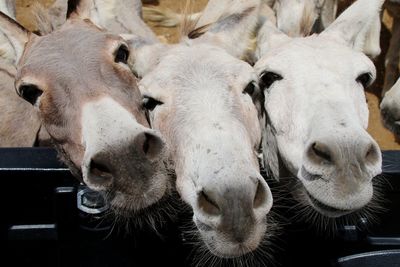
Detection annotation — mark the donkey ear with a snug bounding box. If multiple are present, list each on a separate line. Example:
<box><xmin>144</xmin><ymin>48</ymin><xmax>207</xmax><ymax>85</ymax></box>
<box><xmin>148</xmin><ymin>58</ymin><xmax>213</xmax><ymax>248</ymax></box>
<box><xmin>67</xmin><ymin>0</ymin><xmax>92</xmax><ymax>19</ymax></box>
<box><xmin>320</xmin><ymin>0</ymin><xmax>384</xmax><ymax>51</ymax></box>
<box><xmin>255</xmin><ymin>20</ymin><xmax>291</xmax><ymax>60</ymax></box>
<box><xmin>0</xmin><ymin>0</ymin><xmax>16</xmax><ymax>20</ymax></box>
<box><xmin>0</xmin><ymin>12</ymin><xmax>30</xmax><ymax>64</ymax></box>
<box><xmin>121</xmin><ymin>34</ymin><xmax>168</xmax><ymax>78</ymax></box>
<box><xmin>190</xmin><ymin>0</ymin><xmax>261</xmax><ymax>59</ymax></box>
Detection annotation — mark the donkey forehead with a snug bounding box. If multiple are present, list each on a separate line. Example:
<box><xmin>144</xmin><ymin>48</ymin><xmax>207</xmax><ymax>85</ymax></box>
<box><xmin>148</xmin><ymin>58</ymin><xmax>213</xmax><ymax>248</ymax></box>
<box><xmin>256</xmin><ymin>36</ymin><xmax>375</xmax><ymax>77</ymax></box>
<box><xmin>142</xmin><ymin>44</ymin><xmax>255</xmax><ymax>94</ymax></box>
<box><xmin>20</xmin><ymin>25</ymin><xmax>119</xmax><ymax>70</ymax></box>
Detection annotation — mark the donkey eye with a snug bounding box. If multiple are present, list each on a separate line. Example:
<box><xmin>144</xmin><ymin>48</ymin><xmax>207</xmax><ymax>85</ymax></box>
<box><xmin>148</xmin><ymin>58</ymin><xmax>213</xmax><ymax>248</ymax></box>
<box><xmin>142</xmin><ymin>96</ymin><xmax>163</xmax><ymax>111</ymax></box>
<box><xmin>114</xmin><ymin>44</ymin><xmax>130</xmax><ymax>64</ymax></box>
<box><xmin>18</xmin><ymin>84</ymin><xmax>43</xmax><ymax>105</ymax></box>
<box><xmin>260</xmin><ymin>71</ymin><xmax>282</xmax><ymax>90</ymax></box>
<box><xmin>356</xmin><ymin>72</ymin><xmax>372</xmax><ymax>88</ymax></box>
<box><xmin>243</xmin><ymin>82</ymin><xmax>256</xmax><ymax>96</ymax></box>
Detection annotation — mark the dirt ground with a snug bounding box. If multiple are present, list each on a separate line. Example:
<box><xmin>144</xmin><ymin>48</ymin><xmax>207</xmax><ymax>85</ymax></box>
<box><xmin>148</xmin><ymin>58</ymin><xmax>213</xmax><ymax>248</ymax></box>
<box><xmin>14</xmin><ymin>0</ymin><xmax>400</xmax><ymax>150</ymax></box>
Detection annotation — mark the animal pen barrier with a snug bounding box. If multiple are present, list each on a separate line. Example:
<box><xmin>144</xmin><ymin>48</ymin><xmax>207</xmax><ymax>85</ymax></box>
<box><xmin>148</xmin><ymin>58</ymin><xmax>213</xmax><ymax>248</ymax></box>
<box><xmin>1</xmin><ymin>148</ymin><xmax>400</xmax><ymax>267</ymax></box>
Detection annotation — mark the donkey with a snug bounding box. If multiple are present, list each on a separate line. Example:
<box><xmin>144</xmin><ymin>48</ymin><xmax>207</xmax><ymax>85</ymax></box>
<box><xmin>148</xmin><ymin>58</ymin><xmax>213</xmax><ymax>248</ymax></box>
<box><xmin>254</xmin><ymin>0</ymin><xmax>383</xmax><ymax>228</ymax></box>
<box><xmin>381</xmin><ymin>77</ymin><xmax>400</xmax><ymax>136</ymax></box>
<box><xmin>0</xmin><ymin>1</ymin><xmax>171</xmax><ymax>218</ymax></box>
<box><xmin>125</xmin><ymin>0</ymin><xmax>275</xmax><ymax>260</ymax></box>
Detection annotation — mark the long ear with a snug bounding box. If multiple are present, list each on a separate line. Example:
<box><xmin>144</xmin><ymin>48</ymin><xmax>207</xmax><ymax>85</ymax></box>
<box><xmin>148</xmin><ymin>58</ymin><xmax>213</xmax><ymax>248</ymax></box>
<box><xmin>318</xmin><ymin>0</ymin><xmax>338</xmax><ymax>30</ymax></box>
<box><xmin>0</xmin><ymin>12</ymin><xmax>30</xmax><ymax>65</ymax></box>
<box><xmin>255</xmin><ymin>20</ymin><xmax>291</xmax><ymax>60</ymax></box>
<box><xmin>121</xmin><ymin>34</ymin><xmax>168</xmax><ymax>78</ymax></box>
<box><xmin>274</xmin><ymin>0</ymin><xmax>317</xmax><ymax>37</ymax></box>
<box><xmin>0</xmin><ymin>0</ymin><xmax>16</xmax><ymax>20</ymax></box>
<box><xmin>189</xmin><ymin>0</ymin><xmax>261</xmax><ymax>59</ymax></box>
<box><xmin>320</xmin><ymin>0</ymin><xmax>384</xmax><ymax>51</ymax></box>
<box><xmin>360</xmin><ymin>14</ymin><xmax>381</xmax><ymax>58</ymax></box>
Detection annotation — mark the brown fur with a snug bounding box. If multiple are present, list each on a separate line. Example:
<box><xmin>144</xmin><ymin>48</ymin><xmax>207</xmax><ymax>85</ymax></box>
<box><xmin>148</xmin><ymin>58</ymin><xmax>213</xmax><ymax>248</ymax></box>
<box><xmin>15</xmin><ymin>19</ymin><xmax>147</xmax><ymax>165</ymax></box>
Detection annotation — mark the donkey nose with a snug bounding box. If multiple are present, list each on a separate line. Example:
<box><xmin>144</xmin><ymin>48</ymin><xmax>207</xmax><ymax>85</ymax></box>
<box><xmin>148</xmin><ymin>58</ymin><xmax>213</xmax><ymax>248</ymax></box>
<box><xmin>305</xmin><ymin>138</ymin><xmax>381</xmax><ymax>172</ymax></box>
<box><xmin>363</xmin><ymin>141</ymin><xmax>381</xmax><ymax>166</ymax></box>
<box><xmin>197</xmin><ymin>176</ymin><xmax>272</xmax><ymax>217</ymax></box>
<box><xmin>196</xmin><ymin>176</ymin><xmax>272</xmax><ymax>243</ymax></box>
<box><xmin>83</xmin><ymin>130</ymin><xmax>165</xmax><ymax>191</ymax></box>
<box><xmin>133</xmin><ymin>131</ymin><xmax>165</xmax><ymax>161</ymax></box>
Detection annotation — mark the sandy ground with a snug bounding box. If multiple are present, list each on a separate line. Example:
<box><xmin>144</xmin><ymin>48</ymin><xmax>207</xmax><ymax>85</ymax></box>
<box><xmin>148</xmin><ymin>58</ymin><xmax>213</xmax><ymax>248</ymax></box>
<box><xmin>14</xmin><ymin>0</ymin><xmax>400</xmax><ymax>150</ymax></box>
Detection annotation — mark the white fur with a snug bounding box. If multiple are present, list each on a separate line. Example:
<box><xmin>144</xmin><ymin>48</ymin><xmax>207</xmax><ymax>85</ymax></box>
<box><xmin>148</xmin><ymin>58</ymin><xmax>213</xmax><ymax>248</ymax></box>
<box><xmin>255</xmin><ymin>0</ymin><xmax>383</xmax><ymax>217</ymax></box>
<box><xmin>139</xmin><ymin>43</ymin><xmax>271</xmax><ymax>257</ymax></box>
<box><xmin>135</xmin><ymin>0</ymin><xmax>274</xmax><ymax>258</ymax></box>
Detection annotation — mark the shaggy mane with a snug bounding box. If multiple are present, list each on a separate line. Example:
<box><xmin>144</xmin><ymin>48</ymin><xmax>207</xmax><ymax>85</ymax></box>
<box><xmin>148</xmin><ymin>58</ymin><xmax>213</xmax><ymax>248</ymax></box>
<box><xmin>180</xmin><ymin>0</ymin><xmax>212</xmax><ymax>40</ymax></box>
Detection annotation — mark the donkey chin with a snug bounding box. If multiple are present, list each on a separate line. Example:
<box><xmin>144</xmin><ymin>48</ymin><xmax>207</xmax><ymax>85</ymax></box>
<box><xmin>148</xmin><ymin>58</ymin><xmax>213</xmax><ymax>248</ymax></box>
<box><xmin>105</xmin><ymin>171</ymin><xmax>171</xmax><ymax>216</ymax></box>
<box><xmin>297</xmin><ymin>166</ymin><xmax>376</xmax><ymax>218</ymax></box>
<box><xmin>195</xmin><ymin>219</ymin><xmax>267</xmax><ymax>258</ymax></box>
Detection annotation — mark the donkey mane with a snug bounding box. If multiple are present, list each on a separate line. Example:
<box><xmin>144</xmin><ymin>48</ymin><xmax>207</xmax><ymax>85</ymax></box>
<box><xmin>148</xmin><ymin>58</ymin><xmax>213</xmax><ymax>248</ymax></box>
<box><xmin>180</xmin><ymin>0</ymin><xmax>210</xmax><ymax>40</ymax></box>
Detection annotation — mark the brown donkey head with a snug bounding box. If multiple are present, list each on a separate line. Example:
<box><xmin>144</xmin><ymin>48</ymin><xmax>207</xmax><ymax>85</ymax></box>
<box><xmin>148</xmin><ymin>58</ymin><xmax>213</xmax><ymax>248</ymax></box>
<box><xmin>0</xmin><ymin>10</ymin><xmax>169</xmax><ymax>216</ymax></box>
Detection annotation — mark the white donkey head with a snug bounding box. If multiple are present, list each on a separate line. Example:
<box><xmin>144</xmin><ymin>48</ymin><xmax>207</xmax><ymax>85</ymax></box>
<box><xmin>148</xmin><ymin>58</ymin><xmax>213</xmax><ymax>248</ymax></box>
<box><xmin>255</xmin><ymin>0</ymin><xmax>383</xmax><ymax>221</ymax></box>
<box><xmin>126</xmin><ymin>0</ymin><xmax>274</xmax><ymax>259</ymax></box>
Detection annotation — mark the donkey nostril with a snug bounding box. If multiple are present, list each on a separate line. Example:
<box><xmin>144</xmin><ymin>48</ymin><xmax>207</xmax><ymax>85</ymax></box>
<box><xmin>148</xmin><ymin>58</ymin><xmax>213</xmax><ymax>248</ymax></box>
<box><xmin>198</xmin><ymin>190</ymin><xmax>220</xmax><ymax>215</ymax></box>
<box><xmin>135</xmin><ymin>132</ymin><xmax>165</xmax><ymax>161</ymax></box>
<box><xmin>365</xmin><ymin>143</ymin><xmax>380</xmax><ymax>164</ymax></box>
<box><xmin>253</xmin><ymin>181</ymin><xmax>266</xmax><ymax>209</ymax></box>
<box><xmin>310</xmin><ymin>142</ymin><xmax>333</xmax><ymax>163</ymax></box>
<box><xmin>143</xmin><ymin>135</ymin><xmax>150</xmax><ymax>155</ymax></box>
<box><xmin>89</xmin><ymin>160</ymin><xmax>113</xmax><ymax>182</ymax></box>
